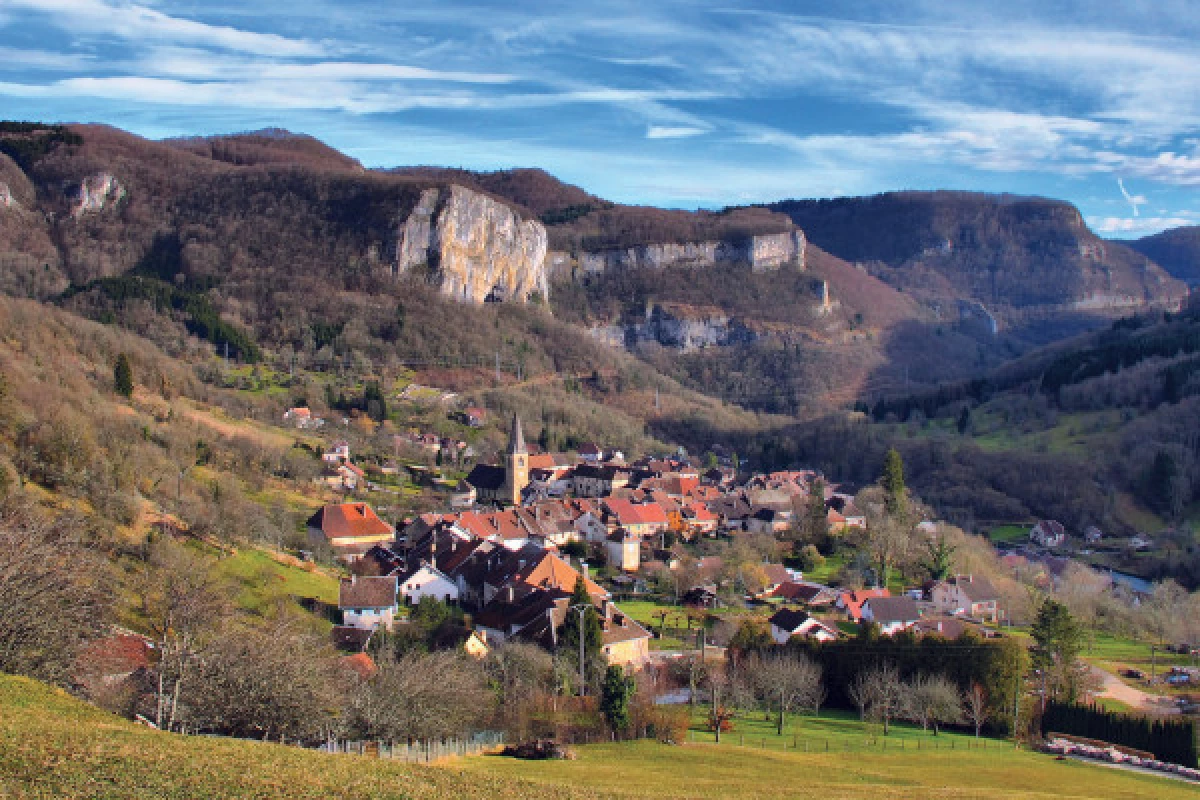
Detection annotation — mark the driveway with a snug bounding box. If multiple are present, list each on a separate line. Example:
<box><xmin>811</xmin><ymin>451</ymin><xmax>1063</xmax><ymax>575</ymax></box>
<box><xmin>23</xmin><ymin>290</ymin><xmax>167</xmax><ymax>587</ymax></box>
<box><xmin>1089</xmin><ymin>666</ymin><xmax>1179</xmax><ymax>714</ymax></box>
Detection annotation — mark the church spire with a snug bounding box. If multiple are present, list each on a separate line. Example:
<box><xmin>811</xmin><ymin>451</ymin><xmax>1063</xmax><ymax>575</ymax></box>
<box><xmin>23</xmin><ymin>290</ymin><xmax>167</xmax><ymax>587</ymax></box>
<box><xmin>506</xmin><ymin>413</ymin><xmax>527</xmax><ymax>455</ymax></box>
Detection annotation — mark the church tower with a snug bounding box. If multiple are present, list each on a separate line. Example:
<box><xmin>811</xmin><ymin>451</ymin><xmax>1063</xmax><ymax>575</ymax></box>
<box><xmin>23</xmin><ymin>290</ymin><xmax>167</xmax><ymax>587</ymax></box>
<box><xmin>504</xmin><ymin>413</ymin><xmax>529</xmax><ymax>506</ymax></box>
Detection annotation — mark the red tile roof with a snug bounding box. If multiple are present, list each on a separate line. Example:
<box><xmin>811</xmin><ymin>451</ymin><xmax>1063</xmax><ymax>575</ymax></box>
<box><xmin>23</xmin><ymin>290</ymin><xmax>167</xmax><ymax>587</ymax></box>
<box><xmin>308</xmin><ymin>503</ymin><xmax>394</xmax><ymax>542</ymax></box>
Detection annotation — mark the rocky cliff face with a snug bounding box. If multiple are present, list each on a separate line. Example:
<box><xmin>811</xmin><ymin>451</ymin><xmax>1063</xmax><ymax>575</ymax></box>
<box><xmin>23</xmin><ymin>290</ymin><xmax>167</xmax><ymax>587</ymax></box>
<box><xmin>71</xmin><ymin>173</ymin><xmax>124</xmax><ymax>217</ymax></box>
<box><xmin>548</xmin><ymin>229</ymin><xmax>805</xmax><ymax>280</ymax></box>
<box><xmin>603</xmin><ymin>303</ymin><xmax>759</xmax><ymax>352</ymax></box>
<box><xmin>395</xmin><ymin>184</ymin><xmax>548</xmax><ymax>304</ymax></box>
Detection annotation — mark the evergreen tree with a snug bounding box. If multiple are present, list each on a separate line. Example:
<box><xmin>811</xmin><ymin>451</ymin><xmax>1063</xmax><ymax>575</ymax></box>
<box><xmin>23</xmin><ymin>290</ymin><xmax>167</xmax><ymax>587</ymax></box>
<box><xmin>922</xmin><ymin>535</ymin><xmax>956</xmax><ymax>581</ymax></box>
<box><xmin>957</xmin><ymin>405</ymin><xmax>972</xmax><ymax>434</ymax></box>
<box><xmin>362</xmin><ymin>382</ymin><xmax>387</xmax><ymax>422</ymax></box>
<box><xmin>802</xmin><ymin>478</ymin><xmax>830</xmax><ymax>548</ymax></box>
<box><xmin>559</xmin><ymin>576</ymin><xmax>603</xmax><ymax>690</ymax></box>
<box><xmin>1031</xmin><ymin>598</ymin><xmax>1083</xmax><ymax>701</ymax></box>
<box><xmin>113</xmin><ymin>353</ymin><xmax>134</xmax><ymax>398</ymax></box>
<box><xmin>880</xmin><ymin>448</ymin><xmax>907</xmax><ymax>518</ymax></box>
<box><xmin>600</xmin><ymin>665</ymin><xmax>636</xmax><ymax>735</ymax></box>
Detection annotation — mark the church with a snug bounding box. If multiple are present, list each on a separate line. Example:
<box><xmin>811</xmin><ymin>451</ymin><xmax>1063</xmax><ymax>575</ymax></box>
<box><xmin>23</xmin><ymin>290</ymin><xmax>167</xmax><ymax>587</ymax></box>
<box><xmin>465</xmin><ymin>414</ymin><xmax>529</xmax><ymax>506</ymax></box>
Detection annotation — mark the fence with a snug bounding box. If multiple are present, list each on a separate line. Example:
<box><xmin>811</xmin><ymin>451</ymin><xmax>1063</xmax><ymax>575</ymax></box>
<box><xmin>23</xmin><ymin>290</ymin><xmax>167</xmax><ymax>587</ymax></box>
<box><xmin>323</xmin><ymin>732</ymin><xmax>505</xmax><ymax>762</ymax></box>
<box><xmin>685</xmin><ymin>730</ymin><xmax>1003</xmax><ymax>755</ymax></box>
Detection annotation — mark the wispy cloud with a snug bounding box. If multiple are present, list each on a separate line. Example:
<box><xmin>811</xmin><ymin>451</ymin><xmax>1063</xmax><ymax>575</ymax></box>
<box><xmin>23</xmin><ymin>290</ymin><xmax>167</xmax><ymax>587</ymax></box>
<box><xmin>7</xmin><ymin>0</ymin><xmax>324</xmax><ymax>56</ymax></box>
<box><xmin>1117</xmin><ymin>178</ymin><xmax>1145</xmax><ymax>216</ymax></box>
<box><xmin>646</xmin><ymin>126</ymin><xmax>707</xmax><ymax>139</ymax></box>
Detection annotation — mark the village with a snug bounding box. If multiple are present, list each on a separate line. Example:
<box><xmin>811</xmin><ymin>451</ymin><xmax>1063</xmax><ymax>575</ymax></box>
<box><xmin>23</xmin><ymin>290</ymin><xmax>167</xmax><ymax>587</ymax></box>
<box><xmin>307</xmin><ymin>409</ymin><xmax>1019</xmax><ymax>676</ymax></box>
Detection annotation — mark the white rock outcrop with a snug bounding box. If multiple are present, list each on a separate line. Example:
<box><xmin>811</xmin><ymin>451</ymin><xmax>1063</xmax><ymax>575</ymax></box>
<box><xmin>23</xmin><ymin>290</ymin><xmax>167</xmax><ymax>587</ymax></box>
<box><xmin>72</xmin><ymin>173</ymin><xmax>125</xmax><ymax>217</ymax></box>
<box><xmin>395</xmin><ymin>185</ymin><xmax>549</xmax><ymax>304</ymax></box>
<box><xmin>0</xmin><ymin>182</ymin><xmax>13</xmax><ymax>209</ymax></box>
<box><xmin>549</xmin><ymin>229</ymin><xmax>805</xmax><ymax>279</ymax></box>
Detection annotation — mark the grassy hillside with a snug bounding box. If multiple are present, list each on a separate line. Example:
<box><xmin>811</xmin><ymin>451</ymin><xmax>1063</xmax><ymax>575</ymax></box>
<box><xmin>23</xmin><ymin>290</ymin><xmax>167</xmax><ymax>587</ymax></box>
<box><xmin>1</xmin><ymin>673</ymin><xmax>1190</xmax><ymax>800</ymax></box>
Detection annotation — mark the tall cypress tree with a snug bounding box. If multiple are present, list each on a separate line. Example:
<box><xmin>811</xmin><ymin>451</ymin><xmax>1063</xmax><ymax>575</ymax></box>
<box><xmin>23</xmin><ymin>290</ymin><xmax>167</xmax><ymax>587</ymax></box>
<box><xmin>113</xmin><ymin>353</ymin><xmax>134</xmax><ymax>398</ymax></box>
<box><xmin>881</xmin><ymin>448</ymin><xmax>907</xmax><ymax>518</ymax></box>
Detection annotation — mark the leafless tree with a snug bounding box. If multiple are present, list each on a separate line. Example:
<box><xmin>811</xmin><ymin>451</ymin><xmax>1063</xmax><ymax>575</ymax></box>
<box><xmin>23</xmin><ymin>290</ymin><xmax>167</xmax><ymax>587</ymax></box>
<box><xmin>0</xmin><ymin>498</ymin><xmax>109</xmax><ymax>684</ymax></box>
<box><xmin>746</xmin><ymin>652</ymin><xmax>825</xmax><ymax>734</ymax></box>
<box><xmin>184</xmin><ymin>619</ymin><xmax>342</xmax><ymax>742</ymax></box>
<box><xmin>964</xmin><ymin>683</ymin><xmax>989</xmax><ymax>738</ymax></box>
<box><xmin>855</xmin><ymin>487</ymin><xmax>918</xmax><ymax>588</ymax></box>
<box><xmin>345</xmin><ymin>650</ymin><xmax>492</xmax><ymax>742</ymax></box>
<box><xmin>907</xmin><ymin>673</ymin><xmax>962</xmax><ymax>735</ymax></box>
<box><xmin>859</xmin><ymin>662</ymin><xmax>904</xmax><ymax>735</ymax></box>
<box><xmin>485</xmin><ymin>642</ymin><xmax>555</xmax><ymax>739</ymax></box>
<box><xmin>848</xmin><ymin>670</ymin><xmax>872</xmax><ymax>722</ymax></box>
<box><xmin>134</xmin><ymin>538</ymin><xmax>230</xmax><ymax>731</ymax></box>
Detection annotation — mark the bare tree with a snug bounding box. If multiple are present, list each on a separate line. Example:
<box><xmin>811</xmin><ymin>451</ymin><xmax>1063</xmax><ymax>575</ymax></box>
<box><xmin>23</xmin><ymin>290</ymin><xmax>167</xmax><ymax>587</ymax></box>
<box><xmin>0</xmin><ymin>498</ymin><xmax>109</xmax><ymax>684</ymax></box>
<box><xmin>964</xmin><ymin>683</ymin><xmax>989</xmax><ymax>738</ymax></box>
<box><xmin>184</xmin><ymin>619</ymin><xmax>341</xmax><ymax>742</ymax></box>
<box><xmin>485</xmin><ymin>642</ymin><xmax>555</xmax><ymax>739</ymax></box>
<box><xmin>860</xmin><ymin>662</ymin><xmax>904</xmax><ymax>735</ymax></box>
<box><xmin>907</xmin><ymin>673</ymin><xmax>962</xmax><ymax>735</ymax></box>
<box><xmin>747</xmin><ymin>653</ymin><xmax>825</xmax><ymax>735</ymax></box>
<box><xmin>848</xmin><ymin>670</ymin><xmax>872</xmax><ymax>722</ymax></box>
<box><xmin>345</xmin><ymin>650</ymin><xmax>492</xmax><ymax>742</ymax></box>
<box><xmin>135</xmin><ymin>538</ymin><xmax>229</xmax><ymax>731</ymax></box>
<box><xmin>855</xmin><ymin>487</ymin><xmax>918</xmax><ymax>588</ymax></box>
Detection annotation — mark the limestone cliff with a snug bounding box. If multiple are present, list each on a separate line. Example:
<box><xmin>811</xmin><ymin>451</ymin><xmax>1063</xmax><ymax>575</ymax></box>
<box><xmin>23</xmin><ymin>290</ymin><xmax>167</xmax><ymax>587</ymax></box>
<box><xmin>547</xmin><ymin>229</ymin><xmax>805</xmax><ymax>280</ymax></box>
<box><xmin>71</xmin><ymin>173</ymin><xmax>124</xmax><ymax>217</ymax></box>
<box><xmin>395</xmin><ymin>184</ymin><xmax>548</xmax><ymax>304</ymax></box>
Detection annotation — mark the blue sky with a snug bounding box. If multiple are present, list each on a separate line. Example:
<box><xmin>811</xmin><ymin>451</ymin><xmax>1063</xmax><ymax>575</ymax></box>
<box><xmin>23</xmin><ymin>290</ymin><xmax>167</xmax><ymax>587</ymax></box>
<box><xmin>1</xmin><ymin>1</ymin><xmax>1198</xmax><ymax>237</ymax></box>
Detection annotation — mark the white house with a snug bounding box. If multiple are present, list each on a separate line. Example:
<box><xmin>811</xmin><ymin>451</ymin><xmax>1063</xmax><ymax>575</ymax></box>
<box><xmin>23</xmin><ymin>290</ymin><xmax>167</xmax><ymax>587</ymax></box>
<box><xmin>768</xmin><ymin>608</ymin><xmax>839</xmax><ymax>644</ymax></box>
<box><xmin>930</xmin><ymin>575</ymin><xmax>1000</xmax><ymax>623</ymax></box>
<box><xmin>339</xmin><ymin>575</ymin><xmax>398</xmax><ymax>631</ymax></box>
<box><xmin>576</xmin><ymin>511</ymin><xmax>610</xmax><ymax>544</ymax></box>
<box><xmin>323</xmin><ymin>440</ymin><xmax>351</xmax><ymax>463</ymax></box>
<box><xmin>860</xmin><ymin>596</ymin><xmax>921</xmax><ymax>635</ymax></box>
<box><xmin>606</xmin><ymin>529</ymin><xmax>640</xmax><ymax>573</ymax></box>
<box><xmin>396</xmin><ymin>563</ymin><xmax>458</xmax><ymax>605</ymax></box>
<box><xmin>1030</xmin><ymin>520</ymin><xmax>1066</xmax><ymax>547</ymax></box>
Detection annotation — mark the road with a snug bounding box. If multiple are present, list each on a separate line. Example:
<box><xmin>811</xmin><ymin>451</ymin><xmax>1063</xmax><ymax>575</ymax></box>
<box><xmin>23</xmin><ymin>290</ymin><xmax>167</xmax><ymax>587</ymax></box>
<box><xmin>1089</xmin><ymin>666</ymin><xmax>1179</xmax><ymax>714</ymax></box>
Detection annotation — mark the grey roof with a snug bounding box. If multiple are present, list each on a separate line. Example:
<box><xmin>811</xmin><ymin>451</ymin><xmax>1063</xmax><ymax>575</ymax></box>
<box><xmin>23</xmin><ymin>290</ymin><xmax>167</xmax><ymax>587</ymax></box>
<box><xmin>865</xmin><ymin>596</ymin><xmax>920</xmax><ymax>624</ymax></box>
<box><xmin>769</xmin><ymin>608</ymin><xmax>815</xmax><ymax>632</ymax></box>
<box><xmin>466</xmin><ymin>464</ymin><xmax>507</xmax><ymax>491</ymax></box>
<box><xmin>338</xmin><ymin>575</ymin><xmax>397</xmax><ymax>610</ymax></box>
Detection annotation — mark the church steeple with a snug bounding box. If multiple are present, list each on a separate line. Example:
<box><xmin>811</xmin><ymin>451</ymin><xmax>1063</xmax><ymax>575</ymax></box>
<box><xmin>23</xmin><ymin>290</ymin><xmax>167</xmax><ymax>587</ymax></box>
<box><xmin>504</xmin><ymin>413</ymin><xmax>529</xmax><ymax>506</ymax></box>
<box><xmin>506</xmin><ymin>413</ymin><xmax>527</xmax><ymax>456</ymax></box>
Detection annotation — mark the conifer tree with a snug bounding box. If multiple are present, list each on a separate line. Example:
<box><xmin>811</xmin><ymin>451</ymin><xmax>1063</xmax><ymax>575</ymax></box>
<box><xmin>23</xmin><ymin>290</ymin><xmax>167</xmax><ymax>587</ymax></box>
<box><xmin>114</xmin><ymin>353</ymin><xmax>134</xmax><ymax>398</ymax></box>
<box><xmin>880</xmin><ymin>448</ymin><xmax>907</xmax><ymax>518</ymax></box>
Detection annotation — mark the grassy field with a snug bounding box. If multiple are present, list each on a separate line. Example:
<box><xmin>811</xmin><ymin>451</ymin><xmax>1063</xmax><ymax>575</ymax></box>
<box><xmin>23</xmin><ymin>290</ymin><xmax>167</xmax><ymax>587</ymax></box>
<box><xmin>987</xmin><ymin>524</ymin><xmax>1030</xmax><ymax>545</ymax></box>
<box><xmin>1080</xmin><ymin>632</ymin><xmax>1194</xmax><ymax>694</ymax></box>
<box><xmin>1</xmin><ymin>674</ymin><xmax>1192</xmax><ymax>800</ymax></box>
<box><xmin>213</xmin><ymin>547</ymin><xmax>342</xmax><ymax>612</ymax></box>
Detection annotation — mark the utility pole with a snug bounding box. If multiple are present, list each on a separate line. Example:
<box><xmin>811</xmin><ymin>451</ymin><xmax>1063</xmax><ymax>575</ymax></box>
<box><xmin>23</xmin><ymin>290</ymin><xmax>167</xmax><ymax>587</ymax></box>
<box><xmin>495</xmin><ymin>352</ymin><xmax>501</xmax><ymax>383</ymax></box>
<box><xmin>1151</xmin><ymin>644</ymin><xmax>1157</xmax><ymax>684</ymax></box>
<box><xmin>569</xmin><ymin>603</ymin><xmax>590</xmax><ymax>697</ymax></box>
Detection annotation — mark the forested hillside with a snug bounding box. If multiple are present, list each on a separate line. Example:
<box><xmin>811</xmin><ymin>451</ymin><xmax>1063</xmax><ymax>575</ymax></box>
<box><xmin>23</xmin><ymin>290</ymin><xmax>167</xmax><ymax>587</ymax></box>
<box><xmin>1127</xmin><ymin>225</ymin><xmax>1200</xmax><ymax>286</ymax></box>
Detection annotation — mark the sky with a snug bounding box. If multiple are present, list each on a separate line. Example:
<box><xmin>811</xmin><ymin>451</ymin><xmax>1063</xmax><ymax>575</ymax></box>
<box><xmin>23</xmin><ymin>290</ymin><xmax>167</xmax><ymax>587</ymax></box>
<box><xmin>1</xmin><ymin>0</ymin><xmax>1198</xmax><ymax>237</ymax></box>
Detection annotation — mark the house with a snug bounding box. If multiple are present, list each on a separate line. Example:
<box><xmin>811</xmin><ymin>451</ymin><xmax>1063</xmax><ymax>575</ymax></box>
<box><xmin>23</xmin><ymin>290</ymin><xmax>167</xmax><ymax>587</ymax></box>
<box><xmin>577</xmin><ymin>442</ymin><xmax>604</xmax><ymax>463</ymax></box>
<box><xmin>913</xmin><ymin>615</ymin><xmax>995</xmax><ymax>640</ymax></box>
<box><xmin>331</xmin><ymin>625</ymin><xmax>374</xmax><ymax>652</ymax></box>
<box><xmin>774</xmin><ymin>581</ymin><xmax>838</xmax><ymax>608</ymax></box>
<box><xmin>1129</xmin><ymin>534</ymin><xmax>1154</xmax><ymax>550</ymax></box>
<box><xmin>836</xmin><ymin>588</ymin><xmax>891</xmax><ymax>622</ymax></box>
<box><xmin>930</xmin><ymin>574</ymin><xmax>1000</xmax><ymax>623</ymax></box>
<box><xmin>323</xmin><ymin>440</ymin><xmax>351</xmax><ymax>463</ymax></box>
<box><xmin>768</xmin><ymin>608</ymin><xmax>839</xmax><ymax>644</ymax></box>
<box><xmin>681</xmin><ymin>503</ymin><xmax>719</xmax><ymax>536</ymax></box>
<box><xmin>572</xmin><ymin>464</ymin><xmax>632</xmax><ymax>498</ymax></box>
<box><xmin>759</xmin><ymin>563</ymin><xmax>795</xmax><ymax>597</ymax></box>
<box><xmin>339</xmin><ymin>575</ymin><xmax>399</xmax><ymax>631</ymax></box>
<box><xmin>603</xmin><ymin>498</ymin><xmax>669</xmax><ymax>537</ymax></box>
<box><xmin>307</xmin><ymin>503</ymin><xmax>396</xmax><ymax>561</ymax></box>
<box><xmin>283</xmin><ymin>407</ymin><xmax>324</xmax><ymax>429</ymax></box>
<box><xmin>606</xmin><ymin>529</ymin><xmax>641</xmax><ymax>572</ymax></box>
<box><xmin>463</xmin><ymin>630</ymin><xmax>490</xmax><ymax>659</ymax></box>
<box><xmin>460</xmin><ymin>407</ymin><xmax>487</xmax><ymax>427</ymax></box>
<box><xmin>1030</xmin><ymin>520</ymin><xmax>1066</xmax><ymax>547</ymax></box>
<box><xmin>450</xmin><ymin>480</ymin><xmax>477</xmax><ymax>508</ymax></box>
<box><xmin>746</xmin><ymin>507</ymin><xmax>792</xmax><ymax>535</ymax></box>
<box><xmin>860</xmin><ymin>596</ymin><xmax>921</xmax><ymax>635</ymax></box>
<box><xmin>1084</xmin><ymin>526</ymin><xmax>1104</xmax><ymax>544</ymax></box>
<box><xmin>396</xmin><ymin>562</ymin><xmax>459</xmax><ymax>605</ymax></box>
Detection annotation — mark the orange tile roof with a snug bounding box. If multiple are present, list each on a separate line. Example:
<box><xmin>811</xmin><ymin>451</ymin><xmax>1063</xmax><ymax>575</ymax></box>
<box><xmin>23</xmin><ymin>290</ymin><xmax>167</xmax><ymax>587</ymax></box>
<box><xmin>308</xmin><ymin>503</ymin><xmax>394</xmax><ymax>543</ymax></box>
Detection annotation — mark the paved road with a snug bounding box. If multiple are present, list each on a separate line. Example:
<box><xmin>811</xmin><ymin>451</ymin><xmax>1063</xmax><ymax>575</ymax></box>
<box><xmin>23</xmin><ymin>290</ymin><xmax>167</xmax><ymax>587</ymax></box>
<box><xmin>1089</xmin><ymin>666</ymin><xmax>1179</xmax><ymax>714</ymax></box>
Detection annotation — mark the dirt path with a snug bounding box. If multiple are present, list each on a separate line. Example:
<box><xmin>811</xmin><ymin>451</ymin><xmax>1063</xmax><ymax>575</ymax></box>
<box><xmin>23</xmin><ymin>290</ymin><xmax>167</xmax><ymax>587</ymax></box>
<box><xmin>1090</xmin><ymin>666</ymin><xmax>1178</xmax><ymax>714</ymax></box>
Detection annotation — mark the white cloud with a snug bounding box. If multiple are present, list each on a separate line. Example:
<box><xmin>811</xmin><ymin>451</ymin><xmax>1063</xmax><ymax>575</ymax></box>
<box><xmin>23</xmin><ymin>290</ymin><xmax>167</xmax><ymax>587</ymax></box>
<box><xmin>1088</xmin><ymin>215</ymin><xmax>1193</xmax><ymax>236</ymax></box>
<box><xmin>646</xmin><ymin>126</ymin><xmax>707</xmax><ymax>139</ymax></box>
<box><xmin>7</xmin><ymin>0</ymin><xmax>323</xmax><ymax>56</ymax></box>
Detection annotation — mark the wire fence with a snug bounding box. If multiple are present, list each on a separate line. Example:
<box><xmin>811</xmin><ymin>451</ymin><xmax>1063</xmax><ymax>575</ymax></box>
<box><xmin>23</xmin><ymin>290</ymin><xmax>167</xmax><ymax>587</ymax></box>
<box><xmin>323</xmin><ymin>731</ymin><xmax>505</xmax><ymax>762</ymax></box>
<box><xmin>685</xmin><ymin>729</ymin><xmax>1006</xmax><ymax>754</ymax></box>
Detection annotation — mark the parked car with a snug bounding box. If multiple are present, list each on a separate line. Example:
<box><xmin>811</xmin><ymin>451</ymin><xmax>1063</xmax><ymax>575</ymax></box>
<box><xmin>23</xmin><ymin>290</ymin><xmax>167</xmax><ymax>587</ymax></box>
<box><xmin>1121</xmin><ymin>668</ymin><xmax>1145</xmax><ymax>680</ymax></box>
<box><xmin>1166</xmin><ymin>673</ymin><xmax>1192</xmax><ymax>686</ymax></box>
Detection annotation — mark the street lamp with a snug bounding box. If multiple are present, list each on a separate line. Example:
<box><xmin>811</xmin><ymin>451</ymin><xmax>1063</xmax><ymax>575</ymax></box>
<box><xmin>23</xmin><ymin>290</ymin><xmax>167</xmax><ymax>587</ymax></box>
<box><xmin>568</xmin><ymin>603</ymin><xmax>591</xmax><ymax>697</ymax></box>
